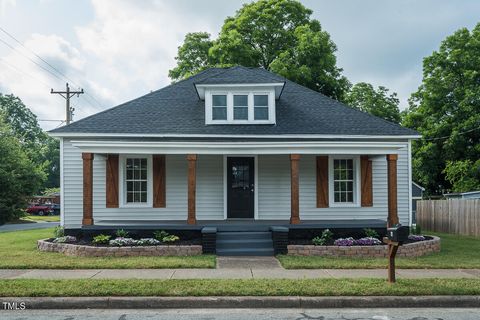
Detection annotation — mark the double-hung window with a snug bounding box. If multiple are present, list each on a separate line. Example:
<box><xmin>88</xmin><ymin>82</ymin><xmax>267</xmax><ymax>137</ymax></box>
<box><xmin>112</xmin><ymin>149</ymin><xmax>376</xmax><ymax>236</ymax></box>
<box><xmin>233</xmin><ymin>95</ymin><xmax>248</xmax><ymax>120</ymax></box>
<box><xmin>212</xmin><ymin>94</ymin><xmax>227</xmax><ymax>120</ymax></box>
<box><xmin>125</xmin><ymin>158</ymin><xmax>148</xmax><ymax>203</ymax></box>
<box><xmin>332</xmin><ymin>158</ymin><xmax>357</xmax><ymax>204</ymax></box>
<box><xmin>254</xmin><ymin>94</ymin><xmax>269</xmax><ymax>120</ymax></box>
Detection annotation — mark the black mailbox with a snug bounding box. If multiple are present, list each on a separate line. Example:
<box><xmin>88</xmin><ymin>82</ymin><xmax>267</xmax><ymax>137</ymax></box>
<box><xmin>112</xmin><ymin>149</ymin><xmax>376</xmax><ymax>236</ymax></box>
<box><xmin>387</xmin><ymin>225</ymin><xmax>409</xmax><ymax>243</ymax></box>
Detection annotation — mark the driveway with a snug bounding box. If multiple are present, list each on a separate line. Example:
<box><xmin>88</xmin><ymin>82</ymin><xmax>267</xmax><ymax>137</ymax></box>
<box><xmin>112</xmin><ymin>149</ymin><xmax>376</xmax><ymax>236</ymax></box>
<box><xmin>0</xmin><ymin>222</ymin><xmax>58</xmax><ymax>232</ymax></box>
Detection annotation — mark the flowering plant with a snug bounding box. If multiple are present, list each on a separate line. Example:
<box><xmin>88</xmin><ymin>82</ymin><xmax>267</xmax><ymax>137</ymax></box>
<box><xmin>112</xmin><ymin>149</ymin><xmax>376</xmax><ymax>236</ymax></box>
<box><xmin>354</xmin><ymin>237</ymin><xmax>382</xmax><ymax>246</ymax></box>
<box><xmin>53</xmin><ymin>236</ymin><xmax>77</xmax><ymax>243</ymax></box>
<box><xmin>408</xmin><ymin>235</ymin><xmax>426</xmax><ymax>241</ymax></box>
<box><xmin>109</xmin><ymin>237</ymin><xmax>137</xmax><ymax>246</ymax></box>
<box><xmin>334</xmin><ymin>237</ymin><xmax>355</xmax><ymax>246</ymax></box>
<box><xmin>137</xmin><ymin>238</ymin><xmax>162</xmax><ymax>246</ymax></box>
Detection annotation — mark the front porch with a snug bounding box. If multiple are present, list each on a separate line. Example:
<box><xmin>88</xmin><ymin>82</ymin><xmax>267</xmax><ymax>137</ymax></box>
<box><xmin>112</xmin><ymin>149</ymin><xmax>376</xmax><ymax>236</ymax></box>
<box><xmin>63</xmin><ymin>138</ymin><xmax>410</xmax><ymax>231</ymax></box>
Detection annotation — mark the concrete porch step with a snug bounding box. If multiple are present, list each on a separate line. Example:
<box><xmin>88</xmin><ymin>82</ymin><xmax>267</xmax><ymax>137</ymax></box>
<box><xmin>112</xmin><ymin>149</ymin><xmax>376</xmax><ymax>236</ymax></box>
<box><xmin>216</xmin><ymin>231</ymin><xmax>272</xmax><ymax>241</ymax></box>
<box><xmin>216</xmin><ymin>239</ymin><xmax>273</xmax><ymax>250</ymax></box>
<box><xmin>216</xmin><ymin>247</ymin><xmax>275</xmax><ymax>256</ymax></box>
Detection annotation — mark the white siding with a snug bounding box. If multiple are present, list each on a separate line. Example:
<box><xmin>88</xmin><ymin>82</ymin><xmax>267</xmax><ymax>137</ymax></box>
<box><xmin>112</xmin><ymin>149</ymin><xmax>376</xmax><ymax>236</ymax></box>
<box><xmin>196</xmin><ymin>155</ymin><xmax>224</xmax><ymax>220</ymax></box>
<box><xmin>62</xmin><ymin>140</ymin><xmax>223</xmax><ymax>228</ymax></box>
<box><xmin>257</xmin><ymin>155</ymin><xmax>291</xmax><ymax>219</ymax></box>
<box><xmin>257</xmin><ymin>148</ymin><xmax>410</xmax><ymax>224</ymax></box>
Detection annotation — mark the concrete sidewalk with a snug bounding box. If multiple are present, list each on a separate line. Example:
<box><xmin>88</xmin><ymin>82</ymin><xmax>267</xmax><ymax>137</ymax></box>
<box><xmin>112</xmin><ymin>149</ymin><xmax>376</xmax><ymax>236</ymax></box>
<box><xmin>1</xmin><ymin>268</ymin><xmax>479</xmax><ymax>280</ymax></box>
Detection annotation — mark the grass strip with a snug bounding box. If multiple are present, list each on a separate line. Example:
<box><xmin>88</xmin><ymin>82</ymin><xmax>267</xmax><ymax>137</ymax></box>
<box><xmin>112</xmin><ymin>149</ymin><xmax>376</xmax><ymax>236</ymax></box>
<box><xmin>0</xmin><ymin>278</ymin><xmax>479</xmax><ymax>297</ymax></box>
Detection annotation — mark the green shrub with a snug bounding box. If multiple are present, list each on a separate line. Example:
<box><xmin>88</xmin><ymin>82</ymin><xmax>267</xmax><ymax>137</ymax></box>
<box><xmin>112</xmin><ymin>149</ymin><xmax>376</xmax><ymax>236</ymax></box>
<box><xmin>411</xmin><ymin>224</ymin><xmax>422</xmax><ymax>235</ymax></box>
<box><xmin>115</xmin><ymin>229</ymin><xmax>129</xmax><ymax>238</ymax></box>
<box><xmin>153</xmin><ymin>230</ymin><xmax>169</xmax><ymax>241</ymax></box>
<box><xmin>363</xmin><ymin>228</ymin><xmax>379</xmax><ymax>239</ymax></box>
<box><xmin>92</xmin><ymin>234</ymin><xmax>111</xmax><ymax>245</ymax></box>
<box><xmin>162</xmin><ymin>235</ymin><xmax>180</xmax><ymax>243</ymax></box>
<box><xmin>53</xmin><ymin>226</ymin><xmax>64</xmax><ymax>238</ymax></box>
<box><xmin>312</xmin><ymin>229</ymin><xmax>333</xmax><ymax>246</ymax></box>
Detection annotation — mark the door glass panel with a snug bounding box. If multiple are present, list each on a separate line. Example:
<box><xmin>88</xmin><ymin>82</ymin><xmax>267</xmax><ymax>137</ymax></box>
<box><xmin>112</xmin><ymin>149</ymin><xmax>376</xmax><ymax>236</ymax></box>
<box><xmin>231</xmin><ymin>164</ymin><xmax>250</xmax><ymax>190</ymax></box>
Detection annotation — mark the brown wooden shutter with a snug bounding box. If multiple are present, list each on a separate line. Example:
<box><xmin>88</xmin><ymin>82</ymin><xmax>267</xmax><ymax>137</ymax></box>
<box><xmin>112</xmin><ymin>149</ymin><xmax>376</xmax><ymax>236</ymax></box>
<box><xmin>361</xmin><ymin>155</ymin><xmax>373</xmax><ymax>207</ymax></box>
<box><xmin>153</xmin><ymin>155</ymin><xmax>166</xmax><ymax>208</ymax></box>
<box><xmin>316</xmin><ymin>156</ymin><xmax>329</xmax><ymax>208</ymax></box>
<box><xmin>106</xmin><ymin>154</ymin><xmax>119</xmax><ymax>208</ymax></box>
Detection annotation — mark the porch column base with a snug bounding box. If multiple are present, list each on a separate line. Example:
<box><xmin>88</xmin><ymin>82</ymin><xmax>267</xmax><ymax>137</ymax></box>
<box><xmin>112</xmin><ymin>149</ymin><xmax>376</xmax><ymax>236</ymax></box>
<box><xmin>82</xmin><ymin>218</ymin><xmax>93</xmax><ymax>226</ymax></box>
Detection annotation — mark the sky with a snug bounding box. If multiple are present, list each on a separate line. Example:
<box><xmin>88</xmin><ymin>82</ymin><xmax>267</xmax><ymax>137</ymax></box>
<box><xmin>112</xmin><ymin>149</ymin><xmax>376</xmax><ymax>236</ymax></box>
<box><xmin>0</xmin><ymin>0</ymin><xmax>479</xmax><ymax>130</ymax></box>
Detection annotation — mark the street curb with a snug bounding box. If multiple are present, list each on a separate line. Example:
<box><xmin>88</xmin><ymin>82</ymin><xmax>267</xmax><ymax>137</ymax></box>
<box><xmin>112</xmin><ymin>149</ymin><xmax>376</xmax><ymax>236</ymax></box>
<box><xmin>1</xmin><ymin>296</ymin><xmax>480</xmax><ymax>309</ymax></box>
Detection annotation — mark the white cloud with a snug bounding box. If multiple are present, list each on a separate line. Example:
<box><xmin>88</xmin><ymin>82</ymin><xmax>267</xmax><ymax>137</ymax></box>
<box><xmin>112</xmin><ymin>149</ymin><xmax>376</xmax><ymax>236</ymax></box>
<box><xmin>0</xmin><ymin>0</ymin><xmax>15</xmax><ymax>16</ymax></box>
<box><xmin>75</xmin><ymin>0</ymin><xmax>209</xmax><ymax>98</ymax></box>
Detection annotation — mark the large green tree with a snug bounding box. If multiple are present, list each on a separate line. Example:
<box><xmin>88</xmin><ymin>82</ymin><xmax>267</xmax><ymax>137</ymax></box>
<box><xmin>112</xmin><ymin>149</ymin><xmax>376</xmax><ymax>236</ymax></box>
<box><xmin>0</xmin><ymin>93</ymin><xmax>60</xmax><ymax>190</ymax></box>
<box><xmin>403</xmin><ymin>23</ymin><xmax>480</xmax><ymax>194</ymax></box>
<box><xmin>169</xmin><ymin>0</ymin><xmax>350</xmax><ymax>100</ymax></box>
<box><xmin>344</xmin><ymin>82</ymin><xmax>401</xmax><ymax>124</ymax></box>
<box><xmin>0</xmin><ymin>116</ymin><xmax>46</xmax><ymax>224</ymax></box>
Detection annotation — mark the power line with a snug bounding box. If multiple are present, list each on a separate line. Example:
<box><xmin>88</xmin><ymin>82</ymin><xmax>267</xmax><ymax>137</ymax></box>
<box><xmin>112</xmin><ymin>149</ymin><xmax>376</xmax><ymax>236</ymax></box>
<box><xmin>0</xmin><ymin>28</ymin><xmax>104</xmax><ymax>111</ymax></box>
<box><xmin>0</xmin><ymin>37</ymin><xmax>66</xmax><ymax>83</ymax></box>
<box><xmin>0</xmin><ymin>57</ymin><xmax>52</xmax><ymax>89</ymax></box>
<box><xmin>0</xmin><ymin>27</ymin><xmax>79</xmax><ymax>84</ymax></box>
<box><xmin>422</xmin><ymin>126</ymin><xmax>480</xmax><ymax>141</ymax></box>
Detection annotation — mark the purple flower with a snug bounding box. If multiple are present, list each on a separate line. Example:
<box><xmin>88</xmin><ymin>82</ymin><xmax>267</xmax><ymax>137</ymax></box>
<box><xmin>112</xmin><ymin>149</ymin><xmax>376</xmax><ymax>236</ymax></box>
<box><xmin>408</xmin><ymin>235</ymin><xmax>425</xmax><ymax>241</ymax></box>
<box><xmin>334</xmin><ymin>237</ymin><xmax>355</xmax><ymax>246</ymax></box>
<box><xmin>354</xmin><ymin>237</ymin><xmax>382</xmax><ymax>246</ymax></box>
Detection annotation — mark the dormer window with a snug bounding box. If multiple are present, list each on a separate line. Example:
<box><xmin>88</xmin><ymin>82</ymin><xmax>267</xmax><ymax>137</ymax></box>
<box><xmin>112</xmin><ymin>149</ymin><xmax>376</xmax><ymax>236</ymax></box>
<box><xmin>233</xmin><ymin>95</ymin><xmax>248</xmax><ymax>120</ymax></box>
<box><xmin>203</xmin><ymin>89</ymin><xmax>278</xmax><ymax>125</ymax></box>
<box><xmin>212</xmin><ymin>95</ymin><xmax>227</xmax><ymax>120</ymax></box>
<box><xmin>195</xmin><ymin>81</ymin><xmax>284</xmax><ymax>125</ymax></box>
<box><xmin>254</xmin><ymin>95</ymin><xmax>269</xmax><ymax>120</ymax></box>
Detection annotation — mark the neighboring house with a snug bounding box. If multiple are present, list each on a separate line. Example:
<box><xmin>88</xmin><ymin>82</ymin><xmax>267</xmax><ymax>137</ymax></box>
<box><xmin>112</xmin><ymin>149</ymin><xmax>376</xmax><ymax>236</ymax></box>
<box><xmin>443</xmin><ymin>191</ymin><xmax>480</xmax><ymax>199</ymax></box>
<box><xmin>411</xmin><ymin>182</ymin><xmax>425</xmax><ymax>224</ymax></box>
<box><xmin>49</xmin><ymin>66</ymin><xmax>419</xmax><ymax>254</ymax></box>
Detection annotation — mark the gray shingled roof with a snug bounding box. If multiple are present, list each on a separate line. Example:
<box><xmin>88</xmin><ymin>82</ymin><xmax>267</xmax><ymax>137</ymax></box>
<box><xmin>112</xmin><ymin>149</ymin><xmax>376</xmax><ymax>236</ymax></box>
<box><xmin>49</xmin><ymin>66</ymin><xmax>418</xmax><ymax>136</ymax></box>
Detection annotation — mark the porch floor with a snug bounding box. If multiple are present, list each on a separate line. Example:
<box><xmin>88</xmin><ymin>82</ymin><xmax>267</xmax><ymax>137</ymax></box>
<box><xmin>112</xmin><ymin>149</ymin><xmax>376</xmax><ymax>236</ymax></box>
<box><xmin>83</xmin><ymin>219</ymin><xmax>387</xmax><ymax>232</ymax></box>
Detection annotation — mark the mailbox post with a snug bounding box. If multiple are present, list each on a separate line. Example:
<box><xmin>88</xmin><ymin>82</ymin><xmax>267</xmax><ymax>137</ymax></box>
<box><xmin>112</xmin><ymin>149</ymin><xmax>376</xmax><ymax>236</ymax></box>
<box><xmin>384</xmin><ymin>224</ymin><xmax>409</xmax><ymax>283</ymax></box>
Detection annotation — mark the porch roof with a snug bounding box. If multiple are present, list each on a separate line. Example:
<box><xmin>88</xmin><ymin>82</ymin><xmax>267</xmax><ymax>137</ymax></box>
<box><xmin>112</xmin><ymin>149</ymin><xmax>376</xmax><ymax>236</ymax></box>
<box><xmin>69</xmin><ymin>139</ymin><xmax>408</xmax><ymax>155</ymax></box>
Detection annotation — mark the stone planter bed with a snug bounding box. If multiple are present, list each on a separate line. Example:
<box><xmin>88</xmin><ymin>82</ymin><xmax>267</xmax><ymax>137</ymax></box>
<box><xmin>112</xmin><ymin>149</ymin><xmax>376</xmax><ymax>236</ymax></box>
<box><xmin>287</xmin><ymin>236</ymin><xmax>441</xmax><ymax>258</ymax></box>
<box><xmin>37</xmin><ymin>239</ymin><xmax>203</xmax><ymax>257</ymax></box>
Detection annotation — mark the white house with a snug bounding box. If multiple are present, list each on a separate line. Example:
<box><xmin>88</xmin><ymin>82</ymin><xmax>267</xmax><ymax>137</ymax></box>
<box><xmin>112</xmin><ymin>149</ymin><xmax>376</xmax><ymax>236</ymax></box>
<box><xmin>49</xmin><ymin>66</ymin><xmax>420</xmax><ymax>255</ymax></box>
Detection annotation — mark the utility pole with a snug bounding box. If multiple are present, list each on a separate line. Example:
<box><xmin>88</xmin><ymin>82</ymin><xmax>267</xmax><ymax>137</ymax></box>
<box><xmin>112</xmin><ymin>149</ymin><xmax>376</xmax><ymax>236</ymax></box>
<box><xmin>51</xmin><ymin>83</ymin><xmax>84</xmax><ymax>125</ymax></box>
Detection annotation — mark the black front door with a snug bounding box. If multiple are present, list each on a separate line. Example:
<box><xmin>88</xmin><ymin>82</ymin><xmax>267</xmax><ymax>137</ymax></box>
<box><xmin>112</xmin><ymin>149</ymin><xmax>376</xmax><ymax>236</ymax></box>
<box><xmin>227</xmin><ymin>157</ymin><xmax>254</xmax><ymax>218</ymax></box>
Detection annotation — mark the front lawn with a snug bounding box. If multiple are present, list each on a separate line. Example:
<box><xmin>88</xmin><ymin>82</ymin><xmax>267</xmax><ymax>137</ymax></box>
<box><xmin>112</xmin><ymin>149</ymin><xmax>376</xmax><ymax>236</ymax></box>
<box><xmin>0</xmin><ymin>278</ymin><xmax>478</xmax><ymax>297</ymax></box>
<box><xmin>278</xmin><ymin>232</ymin><xmax>480</xmax><ymax>269</ymax></box>
<box><xmin>0</xmin><ymin>228</ymin><xmax>215</xmax><ymax>269</ymax></box>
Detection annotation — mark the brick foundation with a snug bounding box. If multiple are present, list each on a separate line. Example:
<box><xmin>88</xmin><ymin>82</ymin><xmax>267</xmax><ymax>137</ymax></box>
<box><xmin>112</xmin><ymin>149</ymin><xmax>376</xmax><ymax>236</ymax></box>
<box><xmin>38</xmin><ymin>239</ymin><xmax>203</xmax><ymax>257</ymax></box>
<box><xmin>287</xmin><ymin>236</ymin><xmax>440</xmax><ymax>258</ymax></box>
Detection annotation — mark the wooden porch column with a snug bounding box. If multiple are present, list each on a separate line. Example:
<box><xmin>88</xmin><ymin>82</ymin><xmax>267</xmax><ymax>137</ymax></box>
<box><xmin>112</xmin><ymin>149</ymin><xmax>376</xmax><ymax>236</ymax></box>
<box><xmin>82</xmin><ymin>153</ymin><xmax>94</xmax><ymax>225</ymax></box>
<box><xmin>387</xmin><ymin>154</ymin><xmax>399</xmax><ymax>227</ymax></box>
<box><xmin>187</xmin><ymin>154</ymin><xmax>197</xmax><ymax>225</ymax></box>
<box><xmin>290</xmin><ymin>154</ymin><xmax>301</xmax><ymax>224</ymax></box>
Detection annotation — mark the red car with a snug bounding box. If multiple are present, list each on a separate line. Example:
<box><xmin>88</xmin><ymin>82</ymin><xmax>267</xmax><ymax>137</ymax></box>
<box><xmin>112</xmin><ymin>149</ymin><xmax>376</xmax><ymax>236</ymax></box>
<box><xmin>26</xmin><ymin>204</ymin><xmax>54</xmax><ymax>216</ymax></box>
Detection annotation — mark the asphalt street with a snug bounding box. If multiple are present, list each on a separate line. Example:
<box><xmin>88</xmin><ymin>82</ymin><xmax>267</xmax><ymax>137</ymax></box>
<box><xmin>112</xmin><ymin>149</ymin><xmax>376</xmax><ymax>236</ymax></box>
<box><xmin>1</xmin><ymin>308</ymin><xmax>479</xmax><ymax>320</ymax></box>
